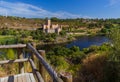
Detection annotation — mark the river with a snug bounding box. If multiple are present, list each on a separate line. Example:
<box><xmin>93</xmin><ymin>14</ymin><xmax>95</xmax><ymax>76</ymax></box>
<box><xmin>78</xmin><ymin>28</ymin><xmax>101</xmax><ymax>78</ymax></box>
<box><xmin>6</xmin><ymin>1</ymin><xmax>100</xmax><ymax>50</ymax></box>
<box><xmin>66</xmin><ymin>35</ymin><xmax>109</xmax><ymax>49</ymax></box>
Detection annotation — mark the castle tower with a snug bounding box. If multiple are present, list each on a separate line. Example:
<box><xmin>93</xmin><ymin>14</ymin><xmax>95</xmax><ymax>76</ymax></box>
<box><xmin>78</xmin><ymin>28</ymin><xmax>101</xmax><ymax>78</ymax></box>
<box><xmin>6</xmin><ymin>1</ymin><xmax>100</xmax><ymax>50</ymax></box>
<box><xmin>42</xmin><ymin>19</ymin><xmax>62</xmax><ymax>34</ymax></box>
<box><xmin>46</xmin><ymin>19</ymin><xmax>51</xmax><ymax>26</ymax></box>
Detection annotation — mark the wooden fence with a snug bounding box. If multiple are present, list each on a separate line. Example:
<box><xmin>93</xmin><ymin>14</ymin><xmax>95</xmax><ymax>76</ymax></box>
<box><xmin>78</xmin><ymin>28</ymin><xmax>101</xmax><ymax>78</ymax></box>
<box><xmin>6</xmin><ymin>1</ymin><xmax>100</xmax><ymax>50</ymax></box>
<box><xmin>0</xmin><ymin>43</ymin><xmax>72</xmax><ymax>82</ymax></box>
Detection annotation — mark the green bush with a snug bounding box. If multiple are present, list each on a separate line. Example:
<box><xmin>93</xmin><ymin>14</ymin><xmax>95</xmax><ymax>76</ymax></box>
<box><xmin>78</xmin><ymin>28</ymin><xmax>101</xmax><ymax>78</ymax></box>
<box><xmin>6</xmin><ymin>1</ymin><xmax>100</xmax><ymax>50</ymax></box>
<box><xmin>49</xmin><ymin>56</ymin><xmax>69</xmax><ymax>71</ymax></box>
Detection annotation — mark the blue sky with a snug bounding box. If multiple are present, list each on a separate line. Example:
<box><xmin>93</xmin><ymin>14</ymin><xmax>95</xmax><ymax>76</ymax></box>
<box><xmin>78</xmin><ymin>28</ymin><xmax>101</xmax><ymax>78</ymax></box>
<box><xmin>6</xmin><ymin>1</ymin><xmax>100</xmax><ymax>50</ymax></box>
<box><xmin>0</xmin><ymin>0</ymin><xmax>120</xmax><ymax>18</ymax></box>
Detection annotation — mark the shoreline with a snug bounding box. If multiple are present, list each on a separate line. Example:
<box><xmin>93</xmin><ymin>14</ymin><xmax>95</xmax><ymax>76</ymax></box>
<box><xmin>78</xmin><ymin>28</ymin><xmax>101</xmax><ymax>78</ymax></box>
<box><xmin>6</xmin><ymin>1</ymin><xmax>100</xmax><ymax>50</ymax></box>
<box><xmin>36</xmin><ymin>32</ymin><xmax>106</xmax><ymax>46</ymax></box>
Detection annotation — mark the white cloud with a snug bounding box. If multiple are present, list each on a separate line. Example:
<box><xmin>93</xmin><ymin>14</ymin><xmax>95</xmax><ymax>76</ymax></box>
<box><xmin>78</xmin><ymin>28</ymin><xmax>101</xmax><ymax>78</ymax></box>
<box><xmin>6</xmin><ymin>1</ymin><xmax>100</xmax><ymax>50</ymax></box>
<box><xmin>0</xmin><ymin>1</ymin><xmax>87</xmax><ymax>18</ymax></box>
<box><xmin>108</xmin><ymin>0</ymin><xmax>120</xmax><ymax>6</ymax></box>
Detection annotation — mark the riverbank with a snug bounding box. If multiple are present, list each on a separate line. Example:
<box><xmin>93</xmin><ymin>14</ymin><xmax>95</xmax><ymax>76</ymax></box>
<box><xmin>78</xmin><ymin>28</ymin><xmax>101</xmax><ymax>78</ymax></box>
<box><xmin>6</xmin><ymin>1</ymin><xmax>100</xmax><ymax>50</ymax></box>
<box><xmin>35</xmin><ymin>32</ymin><xmax>106</xmax><ymax>46</ymax></box>
<box><xmin>35</xmin><ymin>34</ymin><xmax>109</xmax><ymax>54</ymax></box>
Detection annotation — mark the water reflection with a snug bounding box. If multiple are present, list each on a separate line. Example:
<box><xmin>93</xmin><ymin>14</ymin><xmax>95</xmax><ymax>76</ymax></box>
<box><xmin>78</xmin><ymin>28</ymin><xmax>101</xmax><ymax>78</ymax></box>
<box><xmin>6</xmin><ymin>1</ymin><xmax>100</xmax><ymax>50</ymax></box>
<box><xmin>66</xmin><ymin>35</ymin><xmax>109</xmax><ymax>49</ymax></box>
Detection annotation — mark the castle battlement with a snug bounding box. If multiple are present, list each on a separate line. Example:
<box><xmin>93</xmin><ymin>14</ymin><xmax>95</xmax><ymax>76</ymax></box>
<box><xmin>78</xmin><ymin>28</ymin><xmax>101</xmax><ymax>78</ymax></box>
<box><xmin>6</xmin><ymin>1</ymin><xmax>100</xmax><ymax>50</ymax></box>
<box><xmin>42</xmin><ymin>19</ymin><xmax>62</xmax><ymax>34</ymax></box>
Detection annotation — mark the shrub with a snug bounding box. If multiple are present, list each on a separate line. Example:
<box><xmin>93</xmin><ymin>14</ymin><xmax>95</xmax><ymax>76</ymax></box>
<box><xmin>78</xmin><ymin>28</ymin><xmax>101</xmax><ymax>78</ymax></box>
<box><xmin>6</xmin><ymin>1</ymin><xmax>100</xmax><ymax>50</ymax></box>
<box><xmin>103</xmin><ymin>61</ymin><xmax>120</xmax><ymax>82</ymax></box>
<box><xmin>77</xmin><ymin>54</ymin><xmax>107</xmax><ymax>82</ymax></box>
<box><xmin>49</xmin><ymin>56</ymin><xmax>69</xmax><ymax>71</ymax></box>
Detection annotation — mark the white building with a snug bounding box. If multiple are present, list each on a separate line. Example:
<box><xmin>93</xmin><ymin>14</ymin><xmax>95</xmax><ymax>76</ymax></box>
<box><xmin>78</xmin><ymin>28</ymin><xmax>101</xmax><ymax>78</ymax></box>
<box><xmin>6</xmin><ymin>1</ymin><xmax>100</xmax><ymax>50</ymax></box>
<box><xmin>42</xmin><ymin>19</ymin><xmax>62</xmax><ymax>34</ymax></box>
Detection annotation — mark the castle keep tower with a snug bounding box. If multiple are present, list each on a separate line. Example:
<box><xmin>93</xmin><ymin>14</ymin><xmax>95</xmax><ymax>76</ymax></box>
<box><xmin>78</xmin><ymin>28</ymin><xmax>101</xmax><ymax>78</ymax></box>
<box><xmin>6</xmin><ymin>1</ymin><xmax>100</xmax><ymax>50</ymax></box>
<box><xmin>42</xmin><ymin>19</ymin><xmax>62</xmax><ymax>34</ymax></box>
<box><xmin>46</xmin><ymin>19</ymin><xmax>51</xmax><ymax>25</ymax></box>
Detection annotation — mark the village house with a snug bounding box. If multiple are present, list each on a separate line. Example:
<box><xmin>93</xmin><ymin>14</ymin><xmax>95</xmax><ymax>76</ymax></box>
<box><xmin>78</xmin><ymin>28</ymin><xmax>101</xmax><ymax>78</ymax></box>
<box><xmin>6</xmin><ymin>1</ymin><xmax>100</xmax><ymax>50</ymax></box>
<box><xmin>42</xmin><ymin>19</ymin><xmax>62</xmax><ymax>34</ymax></box>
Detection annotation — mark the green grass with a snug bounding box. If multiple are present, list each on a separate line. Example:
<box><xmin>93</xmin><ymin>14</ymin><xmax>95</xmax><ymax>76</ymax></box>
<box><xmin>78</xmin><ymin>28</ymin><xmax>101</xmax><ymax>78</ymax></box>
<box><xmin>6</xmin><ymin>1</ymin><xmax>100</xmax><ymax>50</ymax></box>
<box><xmin>0</xmin><ymin>35</ymin><xmax>16</xmax><ymax>44</ymax></box>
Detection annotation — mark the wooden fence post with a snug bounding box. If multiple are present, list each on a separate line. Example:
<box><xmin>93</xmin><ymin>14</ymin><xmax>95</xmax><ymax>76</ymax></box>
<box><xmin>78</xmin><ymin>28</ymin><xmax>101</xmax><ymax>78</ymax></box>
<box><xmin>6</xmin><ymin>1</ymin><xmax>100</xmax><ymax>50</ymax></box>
<box><xmin>38</xmin><ymin>50</ymin><xmax>46</xmax><ymax>82</ymax></box>
<box><xmin>17</xmin><ymin>48</ymin><xmax>24</xmax><ymax>73</ymax></box>
<box><xmin>29</xmin><ymin>59</ymin><xmax>44</xmax><ymax>82</ymax></box>
<box><xmin>31</xmin><ymin>43</ymin><xmax>37</xmax><ymax>66</ymax></box>
<box><xmin>60</xmin><ymin>72</ymin><xmax>72</xmax><ymax>82</ymax></box>
<box><xmin>27</xmin><ymin>43</ymin><xmax>63</xmax><ymax>82</ymax></box>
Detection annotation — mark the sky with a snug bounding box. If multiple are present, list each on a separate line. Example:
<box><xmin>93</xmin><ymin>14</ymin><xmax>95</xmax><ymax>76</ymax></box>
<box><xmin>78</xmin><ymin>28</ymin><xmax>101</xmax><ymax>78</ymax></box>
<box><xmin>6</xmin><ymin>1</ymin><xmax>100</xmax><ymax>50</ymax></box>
<box><xmin>0</xmin><ymin>0</ymin><xmax>120</xmax><ymax>18</ymax></box>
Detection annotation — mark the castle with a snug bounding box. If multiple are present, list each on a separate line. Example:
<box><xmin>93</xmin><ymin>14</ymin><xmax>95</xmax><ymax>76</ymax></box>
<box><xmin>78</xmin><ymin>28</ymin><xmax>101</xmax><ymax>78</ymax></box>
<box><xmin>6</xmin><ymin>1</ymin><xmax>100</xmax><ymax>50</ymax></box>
<box><xmin>42</xmin><ymin>19</ymin><xmax>62</xmax><ymax>34</ymax></box>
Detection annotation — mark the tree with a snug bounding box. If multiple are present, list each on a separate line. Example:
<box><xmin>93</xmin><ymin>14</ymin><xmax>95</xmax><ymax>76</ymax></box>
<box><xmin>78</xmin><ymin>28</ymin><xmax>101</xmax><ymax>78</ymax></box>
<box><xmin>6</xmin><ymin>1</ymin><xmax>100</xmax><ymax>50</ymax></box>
<box><xmin>109</xmin><ymin>27</ymin><xmax>120</xmax><ymax>61</ymax></box>
<box><xmin>104</xmin><ymin>23</ymin><xmax>113</xmax><ymax>29</ymax></box>
<box><xmin>107</xmin><ymin>27</ymin><xmax>120</xmax><ymax>82</ymax></box>
<box><xmin>59</xmin><ymin>30</ymin><xmax>66</xmax><ymax>36</ymax></box>
<box><xmin>50</xmin><ymin>17</ymin><xmax>59</xmax><ymax>22</ymax></box>
<box><xmin>70</xmin><ymin>46</ymin><xmax>80</xmax><ymax>52</ymax></box>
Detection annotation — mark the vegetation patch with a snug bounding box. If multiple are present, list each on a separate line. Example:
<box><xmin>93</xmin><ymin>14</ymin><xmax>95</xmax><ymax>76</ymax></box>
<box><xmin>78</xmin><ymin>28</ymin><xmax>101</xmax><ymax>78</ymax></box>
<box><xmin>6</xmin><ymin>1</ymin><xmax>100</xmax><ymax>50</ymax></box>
<box><xmin>0</xmin><ymin>35</ymin><xmax>16</xmax><ymax>45</ymax></box>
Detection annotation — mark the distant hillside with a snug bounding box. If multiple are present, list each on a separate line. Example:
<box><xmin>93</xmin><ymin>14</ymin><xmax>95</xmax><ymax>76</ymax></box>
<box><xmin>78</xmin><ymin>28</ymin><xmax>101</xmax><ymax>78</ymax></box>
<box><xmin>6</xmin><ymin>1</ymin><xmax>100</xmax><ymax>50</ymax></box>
<box><xmin>0</xmin><ymin>16</ymin><xmax>120</xmax><ymax>30</ymax></box>
<box><xmin>0</xmin><ymin>16</ymin><xmax>44</xmax><ymax>30</ymax></box>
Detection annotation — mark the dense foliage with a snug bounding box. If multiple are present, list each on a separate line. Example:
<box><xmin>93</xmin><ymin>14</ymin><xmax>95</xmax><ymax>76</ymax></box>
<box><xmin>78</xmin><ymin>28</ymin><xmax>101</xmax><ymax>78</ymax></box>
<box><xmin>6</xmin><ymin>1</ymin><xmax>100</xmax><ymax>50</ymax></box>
<box><xmin>46</xmin><ymin>44</ymin><xmax>110</xmax><ymax>72</ymax></box>
<box><xmin>46</xmin><ymin>38</ymin><xmax>120</xmax><ymax>82</ymax></box>
<box><xmin>0</xmin><ymin>28</ymin><xmax>64</xmax><ymax>44</ymax></box>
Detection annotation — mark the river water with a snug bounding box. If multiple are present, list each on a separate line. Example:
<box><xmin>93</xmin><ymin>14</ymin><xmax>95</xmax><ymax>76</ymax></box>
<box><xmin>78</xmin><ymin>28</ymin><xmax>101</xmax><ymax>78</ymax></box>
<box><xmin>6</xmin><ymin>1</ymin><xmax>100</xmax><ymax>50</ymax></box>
<box><xmin>66</xmin><ymin>35</ymin><xmax>109</xmax><ymax>49</ymax></box>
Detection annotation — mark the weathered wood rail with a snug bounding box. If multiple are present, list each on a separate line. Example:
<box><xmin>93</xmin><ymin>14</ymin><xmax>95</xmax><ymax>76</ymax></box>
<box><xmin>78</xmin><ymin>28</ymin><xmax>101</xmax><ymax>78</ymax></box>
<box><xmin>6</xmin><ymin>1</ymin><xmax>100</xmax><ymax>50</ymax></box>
<box><xmin>0</xmin><ymin>44</ymin><xmax>26</xmax><ymax>49</ymax></box>
<box><xmin>0</xmin><ymin>43</ymin><xmax>72</xmax><ymax>82</ymax></box>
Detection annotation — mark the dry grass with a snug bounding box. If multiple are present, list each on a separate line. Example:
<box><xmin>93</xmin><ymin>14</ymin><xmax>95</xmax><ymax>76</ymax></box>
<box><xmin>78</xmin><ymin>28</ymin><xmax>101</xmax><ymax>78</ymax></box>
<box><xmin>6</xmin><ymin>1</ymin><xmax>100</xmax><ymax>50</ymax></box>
<box><xmin>0</xmin><ymin>64</ymin><xmax>18</xmax><ymax>77</ymax></box>
<box><xmin>76</xmin><ymin>54</ymin><xmax>108</xmax><ymax>82</ymax></box>
<box><xmin>0</xmin><ymin>71</ymin><xmax>7</xmax><ymax>77</ymax></box>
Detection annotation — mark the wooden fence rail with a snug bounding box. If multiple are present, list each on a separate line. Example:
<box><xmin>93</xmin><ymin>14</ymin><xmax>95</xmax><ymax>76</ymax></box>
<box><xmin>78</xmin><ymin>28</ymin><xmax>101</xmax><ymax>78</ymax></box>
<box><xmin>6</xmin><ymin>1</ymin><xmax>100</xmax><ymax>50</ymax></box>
<box><xmin>29</xmin><ymin>59</ymin><xmax>44</xmax><ymax>82</ymax></box>
<box><xmin>0</xmin><ymin>43</ymin><xmax>72</xmax><ymax>82</ymax></box>
<box><xmin>0</xmin><ymin>44</ymin><xmax>26</xmax><ymax>49</ymax></box>
<box><xmin>27</xmin><ymin>43</ymin><xmax>63</xmax><ymax>82</ymax></box>
<box><xmin>0</xmin><ymin>58</ymin><xmax>44</xmax><ymax>82</ymax></box>
<box><xmin>0</xmin><ymin>58</ymin><xmax>28</xmax><ymax>65</ymax></box>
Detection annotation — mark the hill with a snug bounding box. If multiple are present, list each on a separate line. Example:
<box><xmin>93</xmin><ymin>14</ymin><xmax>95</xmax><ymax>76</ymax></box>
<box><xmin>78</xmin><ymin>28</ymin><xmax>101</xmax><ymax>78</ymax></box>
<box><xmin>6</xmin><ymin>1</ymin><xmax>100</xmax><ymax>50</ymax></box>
<box><xmin>0</xmin><ymin>16</ymin><xmax>44</xmax><ymax>30</ymax></box>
